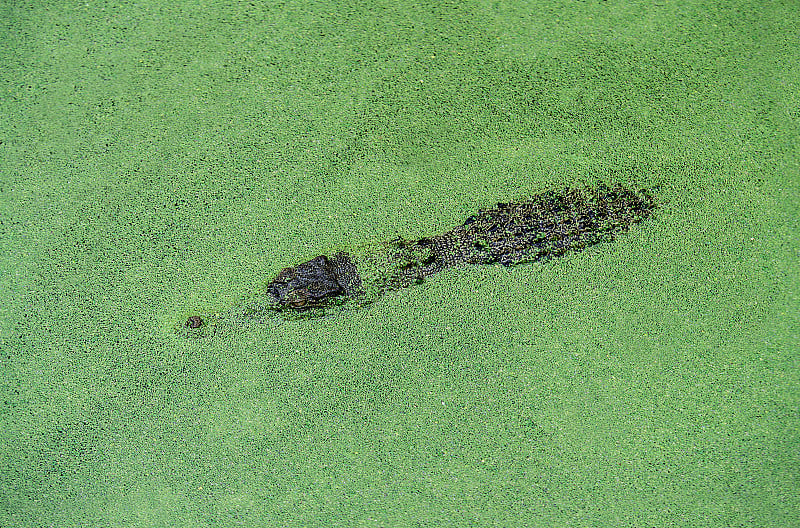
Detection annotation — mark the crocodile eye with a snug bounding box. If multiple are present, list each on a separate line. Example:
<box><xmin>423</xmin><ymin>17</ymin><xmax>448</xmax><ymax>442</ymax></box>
<box><xmin>286</xmin><ymin>288</ymin><xmax>310</xmax><ymax>309</ymax></box>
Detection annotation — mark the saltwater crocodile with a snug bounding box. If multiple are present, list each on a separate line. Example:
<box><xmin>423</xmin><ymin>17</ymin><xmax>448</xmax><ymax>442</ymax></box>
<box><xmin>181</xmin><ymin>184</ymin><xmax>655</xmax><ymax>336</ymax></box>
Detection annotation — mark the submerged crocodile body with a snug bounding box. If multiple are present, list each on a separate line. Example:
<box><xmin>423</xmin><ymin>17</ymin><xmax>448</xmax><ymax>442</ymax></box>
<box><xmin>182</xmin><ymin>184</ymin><xmax>655</xmax><ymax>335</ymax></box>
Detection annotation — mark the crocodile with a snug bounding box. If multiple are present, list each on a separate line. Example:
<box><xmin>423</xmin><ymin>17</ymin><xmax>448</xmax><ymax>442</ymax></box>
<box><xmin>180</xmin><ymin>184</ymin><xmax>656</xmax><ymax>336</ymax></box>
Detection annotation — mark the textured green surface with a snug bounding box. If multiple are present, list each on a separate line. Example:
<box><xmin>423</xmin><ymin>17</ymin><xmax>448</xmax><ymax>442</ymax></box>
<box><xmin>2</xmin><ymin>1</ymin><xmax>798</xmax><ymax>526</ymax></box>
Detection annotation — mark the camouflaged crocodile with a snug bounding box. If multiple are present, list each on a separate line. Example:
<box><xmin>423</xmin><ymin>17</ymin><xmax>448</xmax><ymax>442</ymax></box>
<box><xmin>181</xmin><ymin>184</ymin><xmax>655</xmax><ymax>336</ymax></box>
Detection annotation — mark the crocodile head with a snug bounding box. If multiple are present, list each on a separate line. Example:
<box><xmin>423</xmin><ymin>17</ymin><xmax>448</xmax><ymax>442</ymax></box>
<box><xmin>266</xmin><ymin>255</ymin><xmax>347</xmax><ymax>310</ymax></box>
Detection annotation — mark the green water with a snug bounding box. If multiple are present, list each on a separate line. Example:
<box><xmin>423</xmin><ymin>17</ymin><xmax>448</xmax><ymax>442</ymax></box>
<box><xmin>2</xmin><ymin>1</ymin><xmax>798</xmax><ymax>526</ymax></box>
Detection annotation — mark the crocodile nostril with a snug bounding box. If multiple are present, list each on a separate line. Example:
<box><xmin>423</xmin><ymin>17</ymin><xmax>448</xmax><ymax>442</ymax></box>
<box><xmin>185</xmin><ymin>315</ymin><xmax>203</xmax><ymax>328</ymax></box>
